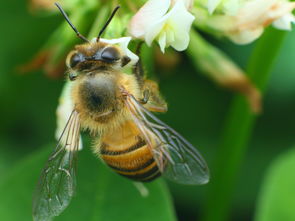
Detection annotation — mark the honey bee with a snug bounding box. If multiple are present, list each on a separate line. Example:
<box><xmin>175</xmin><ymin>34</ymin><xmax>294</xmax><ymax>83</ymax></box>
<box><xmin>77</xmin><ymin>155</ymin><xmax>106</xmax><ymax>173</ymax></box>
<box><xmin>33</xmin><ymin>3</ymin><xmax>209</xmax><ymax>221</ymax></box>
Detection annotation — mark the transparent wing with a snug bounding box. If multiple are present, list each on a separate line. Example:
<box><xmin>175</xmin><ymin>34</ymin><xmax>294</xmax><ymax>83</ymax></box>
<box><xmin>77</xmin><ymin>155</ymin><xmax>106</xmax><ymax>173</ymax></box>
<box><xmin>125</xmin><ymin>94</ymin><xmax>209</xmax><ymax>185</ymax></box>
<box><xmin>33</xmin><ymin>110</ymin><xmax>81</xmax><ymax>221</ymax></box>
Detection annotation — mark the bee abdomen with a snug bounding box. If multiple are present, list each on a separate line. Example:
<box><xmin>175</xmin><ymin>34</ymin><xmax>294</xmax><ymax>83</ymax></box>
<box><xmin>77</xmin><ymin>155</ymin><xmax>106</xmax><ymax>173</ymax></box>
<box><xmin>100</xmin><ymin>138</ymin><xmax>161</xmax><ymax>182</ymax></box>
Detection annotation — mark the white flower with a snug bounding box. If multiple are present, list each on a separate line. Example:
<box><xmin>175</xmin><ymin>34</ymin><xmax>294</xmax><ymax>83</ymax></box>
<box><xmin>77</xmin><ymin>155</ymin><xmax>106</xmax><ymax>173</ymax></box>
<box><xmin>231</xmin><ymin>0</ymin><xmax>295</xmax><ymax>44</ymax></box>
<box><xmin>198</xmin><ymin>0</ymin><xmax>295</xmax><ymax>44</ymax></box>
<box><xmin>129</xmin><ymin>0</ymin><xmax>195</xmax><ymax>53</ymax></box>
<box><xmin>91</xmin><ymin>37</ymin><xmax>139</xmax><ymax>66</ymax></box>
<box><xmin>55</xmin><ymin>82</ymin><xmax>83</xmax><ymax>150</ymax></box>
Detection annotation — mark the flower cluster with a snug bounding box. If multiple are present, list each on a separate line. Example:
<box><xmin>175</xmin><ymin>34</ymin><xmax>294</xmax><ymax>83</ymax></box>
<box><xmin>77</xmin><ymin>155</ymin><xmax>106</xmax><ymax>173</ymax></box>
<box><xmin>128</xmin><ymin>0</ymin><xmax>295</xmax><ymax>48</ymax></box>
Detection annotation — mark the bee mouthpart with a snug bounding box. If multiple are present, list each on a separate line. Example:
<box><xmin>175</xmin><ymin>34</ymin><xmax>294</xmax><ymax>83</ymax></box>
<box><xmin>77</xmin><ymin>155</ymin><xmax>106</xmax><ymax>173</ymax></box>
<box><xmin>69</xmin><ymin>73</ymin><xmax>78</xmax><ymax>81</ymax></box>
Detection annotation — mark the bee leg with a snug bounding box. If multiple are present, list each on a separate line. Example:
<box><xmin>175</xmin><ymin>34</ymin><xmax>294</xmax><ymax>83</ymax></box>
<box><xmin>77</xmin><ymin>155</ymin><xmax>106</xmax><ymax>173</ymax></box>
<box><xmin>139</xmin><ymin>89</ymin><xmax>150</xmax><ymax>104</ymax></box>
<box><xmin>133</xmin><ymin>42</ymin><xmax>167</xmax><ymax>112</ymax></box>
<box><xmin>132</xmin><ymin>42</ymin><xmax>145</xmax><ymax>87</ymax></box>
<box><xmin>141</xmin><ymin>80</ymin><xmax>168</xmax><ymax>113</ymax></box>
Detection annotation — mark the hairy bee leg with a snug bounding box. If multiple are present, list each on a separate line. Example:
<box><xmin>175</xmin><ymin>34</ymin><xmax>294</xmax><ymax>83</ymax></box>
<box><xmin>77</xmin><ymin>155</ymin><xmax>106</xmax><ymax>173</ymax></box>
<box><xmin>132</xmin><ymin>42</ymin><xmax>167</xmax><ymax>113</ymax></box>
<box><xmin>141</xmin><ymin>80</ymin><xmax>168</xmax><ymax>113</ymax></box>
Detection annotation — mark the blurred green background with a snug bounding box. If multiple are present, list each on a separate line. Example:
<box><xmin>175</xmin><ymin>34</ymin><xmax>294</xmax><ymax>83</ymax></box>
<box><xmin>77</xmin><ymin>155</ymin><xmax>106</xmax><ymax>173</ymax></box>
<box><xmin>1</xmin><ymin>1</ymin><xmax>295</xmax><ymax>221</ymax></box>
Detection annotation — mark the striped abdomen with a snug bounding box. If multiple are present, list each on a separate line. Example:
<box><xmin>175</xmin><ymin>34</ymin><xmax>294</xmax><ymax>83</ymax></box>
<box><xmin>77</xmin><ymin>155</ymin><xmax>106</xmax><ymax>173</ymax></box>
<box><xmin>99</xmin><ymin>121</ymin><xmax>161</xmax><ymax>182</ymax></box>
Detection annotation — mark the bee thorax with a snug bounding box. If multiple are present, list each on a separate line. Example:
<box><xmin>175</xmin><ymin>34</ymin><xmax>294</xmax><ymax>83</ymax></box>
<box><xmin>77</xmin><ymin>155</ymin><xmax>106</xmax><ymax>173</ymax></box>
<box><xmin>77</xmin><ymin>75</ymin><xmax>118</xmax><ymax>115</ymax></box>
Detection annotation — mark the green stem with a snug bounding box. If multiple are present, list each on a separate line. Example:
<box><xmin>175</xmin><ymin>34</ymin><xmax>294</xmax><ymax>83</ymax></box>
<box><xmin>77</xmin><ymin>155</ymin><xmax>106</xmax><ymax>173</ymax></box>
<box><xmin>202</xmin><ymin>28</ymin><xmax>286</xmax><ymax>221</ymax></box>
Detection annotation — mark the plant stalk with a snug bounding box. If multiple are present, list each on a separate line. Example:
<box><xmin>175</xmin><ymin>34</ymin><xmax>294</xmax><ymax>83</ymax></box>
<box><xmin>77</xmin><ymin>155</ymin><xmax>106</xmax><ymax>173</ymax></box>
<box><xmin>202</xmin><ymin>28</ymin><xmax>287</xmax><ymax>221</ymax></box>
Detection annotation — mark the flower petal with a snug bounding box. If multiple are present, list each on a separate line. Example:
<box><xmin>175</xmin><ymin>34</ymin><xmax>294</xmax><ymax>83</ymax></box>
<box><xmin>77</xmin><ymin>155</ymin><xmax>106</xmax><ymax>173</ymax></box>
<box><xmin>273</xmin><ymin>13</ymin><xmax>295</xmax><ymax>30</ymax></box>
<box><xmin>144</xmin><ymin>18</ymin><xmax>168</xmax><ymax>46</ymax></box>
<box><xmin>171</xmin><ymin>33</ymin><xmax>190</xmax><ymax>51</ymax></box>
<box><xmin>167</xmin><ymin>0</ymin><xmax>195</xmax><ymax>51</ymax></box>
<box><xmin>129</xmin><ymin>0</ymin><xmax>171</xmax><ymax>38</ymax></box>
<box><xmin>158</xmin><ymin>32</ymin><xmax>167</xmax><ymax>53</ymax></box>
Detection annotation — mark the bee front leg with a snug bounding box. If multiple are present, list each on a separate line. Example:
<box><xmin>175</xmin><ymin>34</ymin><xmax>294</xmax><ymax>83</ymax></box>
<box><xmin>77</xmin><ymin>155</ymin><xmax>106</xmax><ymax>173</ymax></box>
<box><xmin>132</xmin><ymin>42</ymin><xmax>145</xmax><ymax>87</ymax></box>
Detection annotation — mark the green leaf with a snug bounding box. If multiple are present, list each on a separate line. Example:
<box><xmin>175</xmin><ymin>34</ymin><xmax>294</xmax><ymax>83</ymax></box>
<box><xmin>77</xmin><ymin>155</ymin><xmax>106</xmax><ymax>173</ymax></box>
<box><xmin>0</xmin><ymin>144</ymin><xmax>176</xmax><ymax>221</ymax></box>
<box><xmin>0</xmin><ymin>146</ymin><xmax>51</xmax><ymax>221</ymax></box>
<box><xmin>255</xmin><ymin>148</ymin><xmax>295</xmax><ymax>221</ymax></box>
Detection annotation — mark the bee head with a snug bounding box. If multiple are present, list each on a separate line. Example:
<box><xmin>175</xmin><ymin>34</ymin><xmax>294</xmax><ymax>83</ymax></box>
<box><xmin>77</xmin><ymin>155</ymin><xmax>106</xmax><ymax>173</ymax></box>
<box><xmin>54</xmin><ymin>3</ymin><xmax>130</xmax><ymax>81</ymax></box>
<box><xmin>66</xmin><ymin>42</ymin><xmax>131</xmax><ymax>76</ymax></box>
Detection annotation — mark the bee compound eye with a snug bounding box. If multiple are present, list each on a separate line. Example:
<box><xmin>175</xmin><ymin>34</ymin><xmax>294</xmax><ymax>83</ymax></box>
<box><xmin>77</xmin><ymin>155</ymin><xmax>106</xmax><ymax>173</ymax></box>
<box><xmin>69</xmin><ymin>53</ymin><xmax>84</xmax><ymax>68</ymax></box>
<box><xmin>101</xmin><ymin>47</ymin><xmax>120</xmax><ymax>62</ymax></box>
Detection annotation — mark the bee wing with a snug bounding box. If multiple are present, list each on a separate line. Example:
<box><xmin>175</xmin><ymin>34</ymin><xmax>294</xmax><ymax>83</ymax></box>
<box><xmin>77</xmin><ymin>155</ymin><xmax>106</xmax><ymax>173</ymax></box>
<box><xmin>125</xmin><ymin>94</ymin><xmax>209</xmax><ymax>185</ymax></box>
<box><xmin>33</xmin><ymin>110</ymin><xmax>81</xmax><ymax>221</ymax></box>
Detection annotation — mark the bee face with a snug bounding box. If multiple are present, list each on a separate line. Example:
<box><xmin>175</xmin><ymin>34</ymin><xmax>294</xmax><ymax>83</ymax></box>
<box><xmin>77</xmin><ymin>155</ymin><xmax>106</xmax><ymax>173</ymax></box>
<box><xmin>66</xmin><ymin>42</ymin><xmax>131</xmax><ymax>77</ymax></box>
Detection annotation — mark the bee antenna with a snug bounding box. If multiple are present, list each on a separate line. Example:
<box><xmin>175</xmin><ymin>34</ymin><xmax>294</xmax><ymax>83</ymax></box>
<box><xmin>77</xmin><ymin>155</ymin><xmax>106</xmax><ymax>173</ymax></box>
<box><xmin>55</xmin><ymin>2</ymin><xmax>89</xmax><ymax>43</ymax></box>
<box><xmin>97</xmin><ymin>6</ymin><xmax>120</xmax><ymax>42</ymax></box>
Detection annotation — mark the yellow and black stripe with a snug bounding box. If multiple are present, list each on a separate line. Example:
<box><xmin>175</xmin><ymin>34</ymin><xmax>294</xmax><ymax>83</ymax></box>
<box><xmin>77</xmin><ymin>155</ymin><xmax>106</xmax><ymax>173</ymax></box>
<box><xmin>100</xmin><ymin>137</ymin><xmax>161</xmax><ymax>182</ymax></box>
